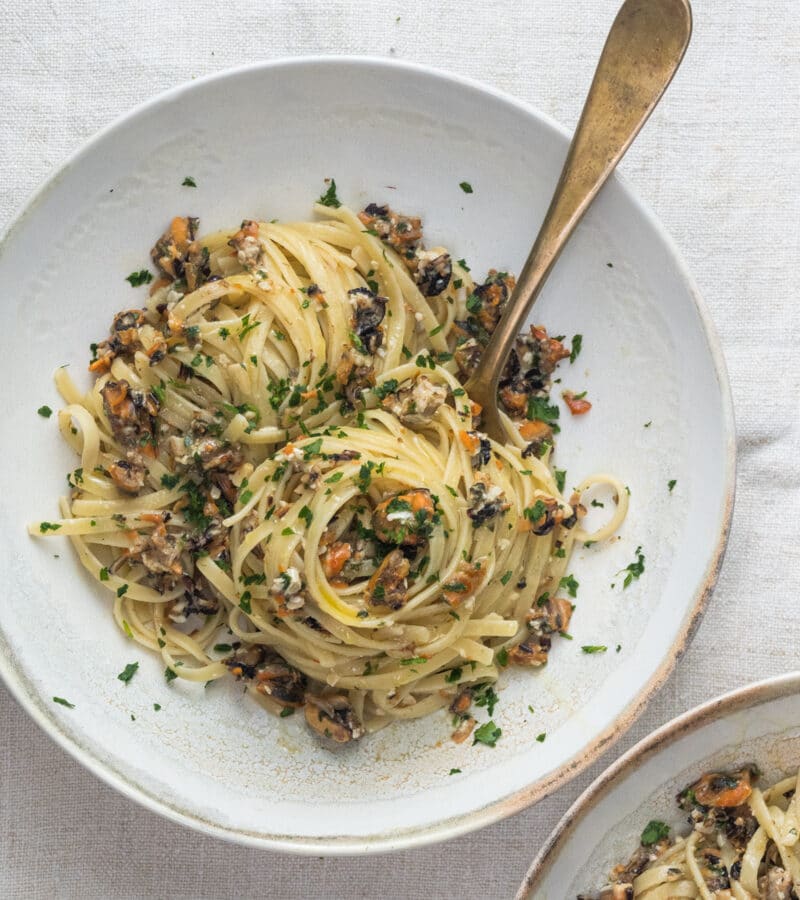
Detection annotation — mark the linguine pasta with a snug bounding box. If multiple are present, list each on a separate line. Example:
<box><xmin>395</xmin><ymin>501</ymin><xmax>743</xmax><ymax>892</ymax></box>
<box><xmin>31</xmin><ymin>190</ymin><xmax>626</xmax><ymax>745</ymax></box>
<box><xmin>583</xmin><ymin>766</ymin><xmax>800</xmax><ymax>899</ymax></box>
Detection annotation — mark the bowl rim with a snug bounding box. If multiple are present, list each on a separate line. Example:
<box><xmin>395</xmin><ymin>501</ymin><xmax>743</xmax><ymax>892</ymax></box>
<box><xmin>516</xmin><ymin>671</ymin><xmax>800</xmax><ymax>897</ymax></box>
<box><xmin>0</xmin><ymin>54</ymin><xmax>736</xmax><ymax>855</ymax></box>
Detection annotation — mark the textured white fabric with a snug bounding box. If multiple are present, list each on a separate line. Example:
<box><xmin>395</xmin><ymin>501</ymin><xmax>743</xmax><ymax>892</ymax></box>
<box><xmin>2</xmin><ymin>1</ymin><xmax>799</xmax><ymax>897</ymax></box>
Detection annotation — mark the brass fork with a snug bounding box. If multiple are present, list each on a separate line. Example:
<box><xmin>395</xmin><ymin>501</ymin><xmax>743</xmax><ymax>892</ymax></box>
<box><xmin>465</xmin><ymin>0</ymin><xmax>692</xmax><ymax>442</ymax></box>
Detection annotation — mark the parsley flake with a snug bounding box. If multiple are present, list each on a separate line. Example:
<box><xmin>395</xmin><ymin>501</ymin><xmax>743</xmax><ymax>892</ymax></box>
<box><xmin>641</xmin><ymin>820</ymin><xmax>670</xmax><ymax>846</ymax></box>
<box><xmin>39</xmin><ymin>522</ymin><xmax>62</xmax><ymax>533</ymax></box>
<box><xmin>620</xmin><ymin>546</ymin><xmax>645</xmax><ymax>588</ymax></box>
<box><xmin>125</xmin><ymin>269</ymin><xmax>153</xmax><ymax>287</ymax></box>
<box><xmin>318</xmin><ymin>178</ymin><xmax>341</xmax><ymax>208</ymax></box>
<box><xmin>559</xmin><ymin>574</ymin><xmax>579</xmax><ymax>598</ymax></box>
<box><xmin>473</xmin><ymin>721</ymin><xmax>502</xmax><ymax>747</ymax></box>
<box><xmin>117</xmin><ymin>662</ymin><xmax>139</xmax><ymax>684</ymax></box>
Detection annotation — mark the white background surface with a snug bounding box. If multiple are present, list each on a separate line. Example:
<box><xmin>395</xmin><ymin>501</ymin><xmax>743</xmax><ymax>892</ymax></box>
<box><xmin>1</xmin><ymin>1</ymin><xmax>798</xmax><ymax>897</ymax></box>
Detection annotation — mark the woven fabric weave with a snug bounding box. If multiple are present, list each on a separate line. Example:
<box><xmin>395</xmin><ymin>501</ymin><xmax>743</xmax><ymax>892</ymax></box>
<box><xmin>2</xmin><ymin>2</ymin><xmax>799</xmax><ymax>896</ymax></box>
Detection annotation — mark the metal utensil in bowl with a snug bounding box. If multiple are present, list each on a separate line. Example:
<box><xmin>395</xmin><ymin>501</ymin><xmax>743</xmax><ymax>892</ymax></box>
<box><xmin>466</xmin><ymin>0</ymin><xmax>692</xmax><ymax>441</ymax></box>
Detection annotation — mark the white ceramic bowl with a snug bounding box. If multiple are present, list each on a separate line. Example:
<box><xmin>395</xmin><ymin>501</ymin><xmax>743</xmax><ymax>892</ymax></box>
<box><xmin>518</xmin><ymin>673</ymin><xmax>800</xmax><ymax>898</ymax></box>
<box><xmin>0</xmin><ymin>57</ymin><xmax>734</xmax><ymax>853</ymax></box>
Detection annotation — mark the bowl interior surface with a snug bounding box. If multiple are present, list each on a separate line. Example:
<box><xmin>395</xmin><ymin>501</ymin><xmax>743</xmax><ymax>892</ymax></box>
<box><xmin>521</xmin><ymin>676</ymin><xmax>800</xmax><ymax>899</ymax></box>
<box><xmin>0</xmin><ymin>58</ymin><xmax>733</xmax><ymax>851</ymax></box>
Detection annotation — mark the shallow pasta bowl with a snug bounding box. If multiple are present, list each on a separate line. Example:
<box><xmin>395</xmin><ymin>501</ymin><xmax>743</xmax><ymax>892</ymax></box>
<box><xmin>0</xmin><ymin>57</ymin><xmax>734</xmax><ymax>852</ymax></box>
<box><xmin>517</xmin><ymin>673</ymin><xmax>800</xmax><ymax>898</ymax></box>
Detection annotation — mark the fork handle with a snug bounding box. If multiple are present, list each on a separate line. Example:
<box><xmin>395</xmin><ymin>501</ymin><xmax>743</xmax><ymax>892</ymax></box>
<box><xmin>465</xmin><ymin>0</ymin><xmax>692</xmax><ymax>441</ymax></box>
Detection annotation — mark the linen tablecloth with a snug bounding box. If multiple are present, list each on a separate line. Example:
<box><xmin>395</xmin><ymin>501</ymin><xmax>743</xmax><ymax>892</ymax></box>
<box><xmin>2</xmin><ymin>1</ymin><xmax>799</xmax><ymax>897</ymax></box>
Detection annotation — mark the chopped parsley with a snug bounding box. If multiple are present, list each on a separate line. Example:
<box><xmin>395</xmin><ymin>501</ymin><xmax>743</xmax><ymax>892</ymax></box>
<box><xmin>554</xmin><ymin>469</ymin><xmax>566</xmax><ymax>493</ymax></box>
<box><xmin>355</xmin><ymin>460</ymin><xmax>385</xmax><ymax>493</ymax></box>
<box><xmin>298</xmin><ymin>505</ymin><xmax>313</xmax><ymax>527</ymax></box>
<box><xmin>164</xmin><ymin>667</ymin><xmax>178</xmax><ymax>683</ymax></box>
<box><xmin>473</xmin><ymin>720</ymin><xmax>501</xmax><ymax>747</ymax></box>
<box><xmin>524</xmin><ymin>500</ymin><xmax>547</xmax><ymax>524</ymax></box>
<box><xmin>116</xmin><ymin>583</ymin><xmax>129</xmax><ymax>598</ymax></box>
<box><xmin>456</xmin><ymin>258</ymin><xmax>470</xmax><ymax>272</ymax></box>
<box><xmin>238</xmin><ymin>313</ymin><xmax>261</xmax><ymax>340</ymax></box>
<box><xmin>569</xmin><ymin>334</ymin><xmax>583</xmax><ymax>363</ymax></box>
<box><xmin>473</xmin><ymin>683</ymin><xmax>499</xmax><ymax>716</ymax></box>
<box><xmin>37</xmin><ymin>405</ymin><xmax>53</xmax><ymax>418</ymax></box>
<box><xmin>279</xmin><ymin>707</ymin><xmax>294</xmax><ymax>718</ymax></box>
<box><xmin>160</xmin><ymin>473</ymin><xmax>180</xmax><ymax>489</ymax></box>
<box><xmin>500</xmin><ymin>570</ymin><xmax>513</xmax><ymax>585</ymax></box>
<box><xmin>581</xmin><ymin>645</ymin><xmax>607</xmax><ymax>654</ymax></box>
<box><xmin>39</xmin><ymin>522</ymin><xmax>62</xmax><ymax>533</ymax></box>
<box><xmin>640</xmin><ymin>820</ymin><xmax>670</xmax><ymax>846</ymax></box>
<box><xmin>559</xmin><ymin>574</ymin><xmax>579</xmax><ymax>598</ymax></box>
<box><xmin>373</xmin><ymin>379</ymin><xmax>399</xmax><ymax>400</ymax></box>
<box><xmin>526</xmin><ymin>396</ymin><xmax>560</xmax><ymax>428</ymax></box>
<box><xmin>153</xmin><ymin>703</ymin><xmax>161</xmax><ymax>711</ymax></box>
<box><xmin>239</xmin><ymin>592</ymin><xmax>252</xmax><ymax>614</ymax></box>
<box><xmin>117</xmin><ymin>662</ymin><xmax>139</xmax><ymax>684</ymax></box>
<box><xmin>400</xmin><ymin>656</ymin><xmax>427</xmax><ymax>666</ymax></box>
<box><xmin>303</xmin><ymin>437</ymin><xmax>323</xmax><ymax>459</ymax></box>
<box><xmin>318</xmin><ymin>178</ymin><xmax>342</xmax><ymax>208</ymax></box>
<box><xmin>442</xmin><ymin>580</ymin><xmax>467</xmax><ymax>593</ymax></box>
<box><xmin>536</xmin><ymin>732</ymin><xmax>547</xmax><ymax>743</ymax></box>
<box><xmin>181</xmin><ymin>176</ymin><xmax>197</xmax><ymax>187</ymax></box>
<box><xmin>465</xmin><ymin>293</ymin><xmax>481</xmax><ymax>313</ymax></box>
<box><xmin>448</xmin><ymin>768</ymin><xmax>461</xmax><ymax>775</ymax></box>
<box><xmin>496</xmin><ymin>647</ymin><xmax>509</xmax><ymax>667</ymax></box>
<box><xmin>668</xmin><ymin>479</ymin><xmax>677</xmax><ymax>492</ymax></box>
<box><xmin>213</xmin><ymin>643</ymin><xmax>233</xmax><ymax>653</ymax></box>
<box><xmin>125</xmin><ymin>269</ymin><xmax>153</xmax><ymax>287</ymax></box>
<box><xmin>99</xmin><ymin>567</ymin><xmax>109</xmax><ymax>581</ymax></box>
<box><xmin>459</xmin><ymin>181</ymin><xmax>473</xmax><ymax>194</ymax></box>
<box><xmin>53</xmin><ymin>696</ymin><xmax>75</xmax><ymax>708</ymax></box>
<box><xmin>621</xmin><ymin>546</ymin><xmax>645</xmax><ymax>588</ymax></box>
